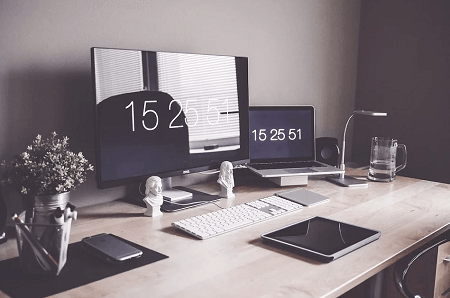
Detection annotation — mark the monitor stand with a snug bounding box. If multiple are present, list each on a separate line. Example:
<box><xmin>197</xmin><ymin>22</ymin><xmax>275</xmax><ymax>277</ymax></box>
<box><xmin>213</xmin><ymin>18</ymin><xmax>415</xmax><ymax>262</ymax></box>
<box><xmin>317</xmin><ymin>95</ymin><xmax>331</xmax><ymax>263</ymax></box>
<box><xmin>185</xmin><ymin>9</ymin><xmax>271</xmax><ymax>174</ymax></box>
<box><xmin>159</xmin><ymin>177</ymin><xmax>220</xmax><ymax>212</ymax></box>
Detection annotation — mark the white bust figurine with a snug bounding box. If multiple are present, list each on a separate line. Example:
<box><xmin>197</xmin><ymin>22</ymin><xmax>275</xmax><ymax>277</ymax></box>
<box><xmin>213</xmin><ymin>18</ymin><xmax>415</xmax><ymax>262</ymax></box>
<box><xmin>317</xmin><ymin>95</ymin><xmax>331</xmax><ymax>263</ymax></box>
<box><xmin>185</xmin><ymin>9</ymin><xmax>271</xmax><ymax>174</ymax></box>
<box><xmin>143</xmin><ymin>176</ymin><xmax>163</xmax><ymax>217</ymax></box>
<box><xmin>217</xmin><ymin>161</ymin><xmax>235</xmax><ymax>199</ymax></box>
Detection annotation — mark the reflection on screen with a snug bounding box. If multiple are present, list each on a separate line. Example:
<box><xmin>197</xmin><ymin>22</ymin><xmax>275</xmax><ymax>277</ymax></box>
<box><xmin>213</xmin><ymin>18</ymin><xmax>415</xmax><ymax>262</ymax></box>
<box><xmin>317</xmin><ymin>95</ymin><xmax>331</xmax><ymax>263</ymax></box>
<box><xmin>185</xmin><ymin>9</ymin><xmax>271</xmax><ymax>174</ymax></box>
<box><xmin>93</xmin><ymin>48</ymin><xmax>248</xmax><ymax>184</ymax></box>
<box><xmin>267</xmin><ymin>217</ymin><xmax>379</xmax><ymax>255</ymax></box>
<box><xmin>157</xmin><ymin>52</ymin><xmax>240</xmax><ymax>154</ymax></box>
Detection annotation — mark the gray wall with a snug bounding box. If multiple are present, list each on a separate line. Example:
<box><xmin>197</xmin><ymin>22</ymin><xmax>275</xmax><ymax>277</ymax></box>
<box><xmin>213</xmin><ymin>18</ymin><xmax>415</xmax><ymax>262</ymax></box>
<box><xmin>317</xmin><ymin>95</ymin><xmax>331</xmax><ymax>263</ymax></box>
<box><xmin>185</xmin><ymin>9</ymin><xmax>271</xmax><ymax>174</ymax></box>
<box><xmin>0</xmin><ymin>0</ymin><xmax>361</xmax><ymax>211</ymax></box>
<box><xmin>353</xmin><ymin>0</ymin><xmax>450</xmax><ymax>183</ymax></box>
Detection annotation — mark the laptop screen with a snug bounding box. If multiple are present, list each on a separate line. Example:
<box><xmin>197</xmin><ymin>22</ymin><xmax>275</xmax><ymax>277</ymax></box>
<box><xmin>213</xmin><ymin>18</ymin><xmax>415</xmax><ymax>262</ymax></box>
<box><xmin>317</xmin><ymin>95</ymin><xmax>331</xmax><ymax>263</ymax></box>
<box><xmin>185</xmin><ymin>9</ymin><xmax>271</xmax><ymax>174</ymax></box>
<box><xmin>249</xmin><ymin>106</ymin><xmax>315</xmax><ymax>162</ymax></box>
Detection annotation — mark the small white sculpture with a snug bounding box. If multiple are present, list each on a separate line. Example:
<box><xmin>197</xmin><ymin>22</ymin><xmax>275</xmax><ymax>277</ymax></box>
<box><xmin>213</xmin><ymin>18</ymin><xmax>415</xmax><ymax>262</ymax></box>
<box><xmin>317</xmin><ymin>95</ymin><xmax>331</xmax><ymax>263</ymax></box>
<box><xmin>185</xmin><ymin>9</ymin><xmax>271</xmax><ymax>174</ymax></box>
<box><xmin>143</xmin><ymin>176</ymin><xmax>163</xmax><ymax>217</ymax></box>
<box><xmin>217</xmin><ymin>161</ymin><xmax>235</xmax><ymax>199</ymax></box>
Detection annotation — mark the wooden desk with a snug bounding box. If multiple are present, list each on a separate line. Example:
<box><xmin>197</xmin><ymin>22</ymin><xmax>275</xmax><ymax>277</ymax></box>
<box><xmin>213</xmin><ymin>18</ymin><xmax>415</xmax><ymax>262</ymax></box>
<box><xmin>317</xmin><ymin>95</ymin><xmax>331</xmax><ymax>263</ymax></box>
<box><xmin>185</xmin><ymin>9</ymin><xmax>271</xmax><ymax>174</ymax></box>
<box><xmin>2</xmin><ymin>168</ymin><xmax>450</xmax><ymax>298</ymax></box>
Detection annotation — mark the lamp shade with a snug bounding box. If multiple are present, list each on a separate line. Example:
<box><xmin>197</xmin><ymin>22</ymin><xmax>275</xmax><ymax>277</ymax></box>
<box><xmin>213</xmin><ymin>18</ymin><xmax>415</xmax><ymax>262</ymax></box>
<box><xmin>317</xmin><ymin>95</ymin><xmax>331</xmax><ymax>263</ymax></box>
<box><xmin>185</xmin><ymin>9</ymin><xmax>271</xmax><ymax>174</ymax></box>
<box><xmin>354</xmin><ymin>110</ymin><xmax>387</xmax><ymax>117</ymax></box>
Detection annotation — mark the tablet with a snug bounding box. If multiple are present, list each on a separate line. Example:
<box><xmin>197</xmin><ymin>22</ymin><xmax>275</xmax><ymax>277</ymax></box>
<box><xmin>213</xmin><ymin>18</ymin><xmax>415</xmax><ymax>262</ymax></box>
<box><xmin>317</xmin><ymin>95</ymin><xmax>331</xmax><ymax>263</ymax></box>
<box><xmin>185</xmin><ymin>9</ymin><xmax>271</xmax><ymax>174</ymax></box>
<box><xmin>261</xmin><ymin>216</ymin><xmax>381</xmax><ymax>262</ymax></box>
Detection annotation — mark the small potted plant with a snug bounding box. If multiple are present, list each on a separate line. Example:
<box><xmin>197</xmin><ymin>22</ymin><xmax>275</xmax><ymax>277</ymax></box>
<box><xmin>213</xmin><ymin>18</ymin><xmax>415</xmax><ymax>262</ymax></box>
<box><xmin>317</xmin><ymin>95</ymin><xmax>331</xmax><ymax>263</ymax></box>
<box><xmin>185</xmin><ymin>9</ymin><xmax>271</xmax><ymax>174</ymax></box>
<box><xmin>2</xmin><ymin>132</ymin><xmax>94</xmax><ymax>213</ymax></box>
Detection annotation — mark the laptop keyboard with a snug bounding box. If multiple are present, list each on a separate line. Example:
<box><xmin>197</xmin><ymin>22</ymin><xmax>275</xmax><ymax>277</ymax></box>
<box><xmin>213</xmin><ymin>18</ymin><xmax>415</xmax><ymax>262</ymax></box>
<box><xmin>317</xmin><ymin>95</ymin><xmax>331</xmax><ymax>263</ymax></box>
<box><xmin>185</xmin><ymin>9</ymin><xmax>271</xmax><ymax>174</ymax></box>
<box><xmin>248</xmin><ymin>161</ymin><xmax>326</xmax><ymax>170</ymax></box>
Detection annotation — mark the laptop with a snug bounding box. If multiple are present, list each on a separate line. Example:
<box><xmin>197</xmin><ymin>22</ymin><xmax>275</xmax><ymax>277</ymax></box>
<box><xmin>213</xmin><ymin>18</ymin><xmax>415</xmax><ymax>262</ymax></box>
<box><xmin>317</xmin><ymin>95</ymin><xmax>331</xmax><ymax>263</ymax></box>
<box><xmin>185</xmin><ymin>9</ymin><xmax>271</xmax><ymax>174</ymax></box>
<box><xmin>246</xmin><ymin>106</ymin><xmax>344</xmax><ymax>178</ymax></box>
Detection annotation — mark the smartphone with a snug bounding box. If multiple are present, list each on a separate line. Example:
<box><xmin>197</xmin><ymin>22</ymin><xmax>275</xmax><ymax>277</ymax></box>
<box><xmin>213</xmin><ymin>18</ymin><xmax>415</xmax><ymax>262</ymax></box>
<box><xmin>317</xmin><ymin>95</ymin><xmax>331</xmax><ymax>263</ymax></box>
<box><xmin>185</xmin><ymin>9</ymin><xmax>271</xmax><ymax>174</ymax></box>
<box><xmin>81</xmin><ymin>233</ymin><xmax>143</xmax><ymax>264</ymax></box>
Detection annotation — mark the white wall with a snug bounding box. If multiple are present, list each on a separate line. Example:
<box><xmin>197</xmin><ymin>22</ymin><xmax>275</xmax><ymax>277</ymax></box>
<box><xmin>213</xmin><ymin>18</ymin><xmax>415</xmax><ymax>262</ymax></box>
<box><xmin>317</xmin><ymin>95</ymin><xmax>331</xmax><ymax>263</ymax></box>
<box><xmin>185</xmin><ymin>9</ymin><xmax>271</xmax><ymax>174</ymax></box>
<box><xmin>0</xmin><ymin>0</ymin><xmax>361</xmax><ymax>210</ymax></box>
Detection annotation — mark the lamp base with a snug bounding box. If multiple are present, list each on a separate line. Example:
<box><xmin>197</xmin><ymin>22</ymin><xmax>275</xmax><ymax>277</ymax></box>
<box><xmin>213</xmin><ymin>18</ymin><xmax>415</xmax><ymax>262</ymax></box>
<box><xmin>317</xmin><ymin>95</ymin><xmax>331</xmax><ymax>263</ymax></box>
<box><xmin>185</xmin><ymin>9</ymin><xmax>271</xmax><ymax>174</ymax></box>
<box><xmin>326</xmin><ymin>175</ymin><xmax>368</xmax><ymax>187</ymax></box>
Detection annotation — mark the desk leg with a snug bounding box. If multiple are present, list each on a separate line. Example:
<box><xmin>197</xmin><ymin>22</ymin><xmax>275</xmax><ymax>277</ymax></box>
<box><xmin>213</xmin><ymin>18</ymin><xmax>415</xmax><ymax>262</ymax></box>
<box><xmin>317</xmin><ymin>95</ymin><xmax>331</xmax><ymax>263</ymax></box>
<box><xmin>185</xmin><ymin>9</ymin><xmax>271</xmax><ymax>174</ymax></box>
<box><xmin>367</xmin><ymin>270</ymin><xmax>384</xmax><ymax>298</ymax></box>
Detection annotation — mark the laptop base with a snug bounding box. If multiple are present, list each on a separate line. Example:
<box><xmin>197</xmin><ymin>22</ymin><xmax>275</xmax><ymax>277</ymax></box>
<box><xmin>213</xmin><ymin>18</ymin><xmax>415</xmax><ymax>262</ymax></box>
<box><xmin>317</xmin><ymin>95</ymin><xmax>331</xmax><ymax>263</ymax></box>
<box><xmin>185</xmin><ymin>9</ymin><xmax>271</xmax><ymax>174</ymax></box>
<box><xmin>268</xmin><ymin>176</ymin><xmax>308</xmax><ymax>186</ymax></box>
<box><xmin>326</xmin><ymin>175</ymin><xmax>368</xmax><ymax>187</ymax></box>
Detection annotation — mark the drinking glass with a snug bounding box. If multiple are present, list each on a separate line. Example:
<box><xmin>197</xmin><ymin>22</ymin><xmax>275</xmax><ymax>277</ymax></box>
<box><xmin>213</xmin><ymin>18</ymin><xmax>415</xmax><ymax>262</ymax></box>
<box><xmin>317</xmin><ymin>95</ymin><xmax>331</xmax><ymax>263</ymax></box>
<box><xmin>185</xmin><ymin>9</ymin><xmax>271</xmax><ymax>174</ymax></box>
<box><xmin>368</xmin><ymin>137</ymin><xmax>407</xmax><ymax>182</ymax></box>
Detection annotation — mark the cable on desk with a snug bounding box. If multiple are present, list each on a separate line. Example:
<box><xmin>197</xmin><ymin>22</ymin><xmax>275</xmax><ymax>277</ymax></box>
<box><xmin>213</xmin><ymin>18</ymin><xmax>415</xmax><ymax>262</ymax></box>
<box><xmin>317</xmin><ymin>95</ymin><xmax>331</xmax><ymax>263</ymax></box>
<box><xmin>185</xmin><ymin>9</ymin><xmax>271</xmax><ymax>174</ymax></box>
<box><xmin>197</xmin><ymin>163</ymin><xmax>247</xmax><ymax>175</ymax></box>
<box><xmin>138</xmin><ymin>182</ymin><xmax>146</xmax><ymax>196</ymax></box>
<box><xmin>163</xmin><ymin>198</ymin><xmax>224</xmax><ymax>209</ymax></box>
<box><xmin>197</xmin><ymin>169</ymin><xmax>220</xmax><ymax>175</ymax></box>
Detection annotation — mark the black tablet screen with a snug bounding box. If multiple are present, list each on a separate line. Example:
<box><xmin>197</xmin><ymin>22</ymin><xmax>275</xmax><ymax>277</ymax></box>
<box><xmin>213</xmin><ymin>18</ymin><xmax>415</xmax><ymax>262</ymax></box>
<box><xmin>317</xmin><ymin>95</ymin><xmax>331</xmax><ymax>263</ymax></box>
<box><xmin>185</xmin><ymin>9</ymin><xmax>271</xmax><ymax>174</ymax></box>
<box><xmin>265</xmin><ymin>217</ymin><xmax>379</xmax><ymax>256</ymax></box>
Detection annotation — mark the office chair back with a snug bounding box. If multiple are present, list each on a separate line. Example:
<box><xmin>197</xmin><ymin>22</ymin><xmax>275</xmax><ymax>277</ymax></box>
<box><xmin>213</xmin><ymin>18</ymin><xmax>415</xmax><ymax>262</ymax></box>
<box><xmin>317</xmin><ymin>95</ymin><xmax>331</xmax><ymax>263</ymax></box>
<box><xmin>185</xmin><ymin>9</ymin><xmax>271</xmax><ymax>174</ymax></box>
<box><xmin>394</xmin><ymin>236</ymin><xmax>450</xmax><ymax>298</ymax></box>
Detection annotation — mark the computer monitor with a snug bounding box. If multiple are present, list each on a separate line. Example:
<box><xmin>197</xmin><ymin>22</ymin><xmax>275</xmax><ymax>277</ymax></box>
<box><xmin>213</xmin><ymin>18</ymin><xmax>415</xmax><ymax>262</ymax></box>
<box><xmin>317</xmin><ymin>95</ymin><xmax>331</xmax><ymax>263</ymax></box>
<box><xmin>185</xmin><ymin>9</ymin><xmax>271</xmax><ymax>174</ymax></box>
<box><xmin>91</xmin><ymin>47</ymin><xmax>249</xmax><ymax>198</ymax></box>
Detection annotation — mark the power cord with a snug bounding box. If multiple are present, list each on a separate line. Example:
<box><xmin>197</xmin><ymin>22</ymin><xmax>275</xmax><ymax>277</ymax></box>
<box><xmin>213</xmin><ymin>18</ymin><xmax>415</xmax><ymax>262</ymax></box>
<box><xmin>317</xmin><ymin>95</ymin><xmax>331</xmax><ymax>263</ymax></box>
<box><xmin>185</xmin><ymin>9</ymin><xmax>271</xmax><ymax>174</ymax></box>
<box><xmin>197</xmin><ymin>169</ymin><xmax>220</xmax><ymax>175</ymax></box>
<box><xmin>163</xmin><ymin>198</ymin><xmax>224</xmax><ymax>209</ymax></box>
<box><xmin>197</xmin><ymin>163</ymin><xmax>247</xmax><ymax>175</ymax></box>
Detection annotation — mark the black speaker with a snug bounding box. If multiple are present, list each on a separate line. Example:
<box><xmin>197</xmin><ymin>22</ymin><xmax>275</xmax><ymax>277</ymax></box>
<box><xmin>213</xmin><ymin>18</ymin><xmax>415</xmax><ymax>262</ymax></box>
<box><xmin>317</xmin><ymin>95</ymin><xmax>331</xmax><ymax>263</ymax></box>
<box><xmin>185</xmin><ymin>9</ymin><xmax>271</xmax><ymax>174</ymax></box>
<box><xmin>316</xmin><ymin>137</ymin><xmax>340</xmax><ymax>167</ymax></box>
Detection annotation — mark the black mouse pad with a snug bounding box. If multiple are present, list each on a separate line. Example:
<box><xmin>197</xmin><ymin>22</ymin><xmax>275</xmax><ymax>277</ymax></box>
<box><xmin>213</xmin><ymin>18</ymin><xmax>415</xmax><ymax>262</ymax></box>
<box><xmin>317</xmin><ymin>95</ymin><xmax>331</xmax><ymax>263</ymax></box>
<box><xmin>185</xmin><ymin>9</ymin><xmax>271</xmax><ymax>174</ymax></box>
<box><xmin>0</xmin><ymin>238</ymin><xmax>168</xmax><ymax>298</ymax></box>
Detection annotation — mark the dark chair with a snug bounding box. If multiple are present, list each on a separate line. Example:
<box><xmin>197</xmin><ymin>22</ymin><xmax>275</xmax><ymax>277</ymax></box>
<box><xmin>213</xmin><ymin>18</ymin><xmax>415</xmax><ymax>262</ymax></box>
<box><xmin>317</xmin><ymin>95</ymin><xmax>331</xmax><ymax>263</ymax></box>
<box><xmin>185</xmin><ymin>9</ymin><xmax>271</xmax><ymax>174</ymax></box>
<box><xmin>394</xmin><ymin>235</ymin><xmax>450</xmax><ymax>298</ymax></box>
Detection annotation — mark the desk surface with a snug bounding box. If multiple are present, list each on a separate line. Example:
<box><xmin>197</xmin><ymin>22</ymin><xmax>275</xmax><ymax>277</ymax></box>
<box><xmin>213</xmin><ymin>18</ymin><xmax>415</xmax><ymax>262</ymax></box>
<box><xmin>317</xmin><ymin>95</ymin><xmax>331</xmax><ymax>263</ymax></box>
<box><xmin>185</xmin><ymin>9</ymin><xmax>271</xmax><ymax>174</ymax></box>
<box><xmin>2</xmin><ymin>169</ymin><xmax>450</xmax><ymax>298</ymax></box>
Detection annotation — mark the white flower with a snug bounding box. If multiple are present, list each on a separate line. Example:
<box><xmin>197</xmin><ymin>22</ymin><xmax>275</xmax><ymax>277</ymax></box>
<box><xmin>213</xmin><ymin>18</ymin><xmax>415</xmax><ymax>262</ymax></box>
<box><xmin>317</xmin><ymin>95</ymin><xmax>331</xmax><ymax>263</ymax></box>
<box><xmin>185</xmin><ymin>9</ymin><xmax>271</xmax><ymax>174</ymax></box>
<box><xmin>21</xmin><ymin>186</ymin><xmax>28</xmax><ymax>194</ymax></box>
<box><xmin>3</xmin><ymin>132</ymin><xmax>94</xmax><ymax>195</ymax></box>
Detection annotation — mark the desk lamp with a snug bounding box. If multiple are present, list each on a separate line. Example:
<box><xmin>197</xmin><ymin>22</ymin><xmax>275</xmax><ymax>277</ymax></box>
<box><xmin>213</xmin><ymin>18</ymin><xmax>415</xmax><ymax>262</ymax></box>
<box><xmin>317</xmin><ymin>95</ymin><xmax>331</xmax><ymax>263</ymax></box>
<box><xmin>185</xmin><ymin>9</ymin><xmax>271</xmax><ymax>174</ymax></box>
<box><xmin>326</xmin><ymin>110</ymin><xmax>387</xmax><ymax>187</ymax></box>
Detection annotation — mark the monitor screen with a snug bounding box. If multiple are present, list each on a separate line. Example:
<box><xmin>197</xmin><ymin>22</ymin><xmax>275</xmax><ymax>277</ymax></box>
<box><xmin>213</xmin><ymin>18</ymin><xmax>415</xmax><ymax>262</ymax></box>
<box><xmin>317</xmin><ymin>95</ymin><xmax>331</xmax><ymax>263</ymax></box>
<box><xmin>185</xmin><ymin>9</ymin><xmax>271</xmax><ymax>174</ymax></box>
<box><xmin>248</xmin><ymin>106</ymin><xmax>315</xmax><ymax>162</ymax></box>
<box><xmin>91</xmin><ymin>47</ymin><xmax>249</xmax><ymax>188</ymax></box>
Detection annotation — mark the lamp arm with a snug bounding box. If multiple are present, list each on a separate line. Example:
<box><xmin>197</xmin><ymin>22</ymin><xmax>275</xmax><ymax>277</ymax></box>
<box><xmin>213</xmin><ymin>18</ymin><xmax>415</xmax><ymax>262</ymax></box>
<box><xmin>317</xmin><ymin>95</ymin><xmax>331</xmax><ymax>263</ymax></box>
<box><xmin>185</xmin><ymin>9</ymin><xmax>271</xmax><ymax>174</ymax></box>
<box><xmin>339</xmin><ymin>112</ymin><xmax>357</xmax><ymax>176</ymax></box>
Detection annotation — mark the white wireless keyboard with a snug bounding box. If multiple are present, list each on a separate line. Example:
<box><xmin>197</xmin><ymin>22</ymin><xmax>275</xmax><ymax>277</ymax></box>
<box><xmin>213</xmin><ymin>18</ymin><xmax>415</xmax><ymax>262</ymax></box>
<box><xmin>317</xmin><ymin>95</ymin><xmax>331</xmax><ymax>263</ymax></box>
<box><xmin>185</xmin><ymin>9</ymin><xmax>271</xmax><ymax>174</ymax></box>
<box><xmin>172</xmin><ymin>195</ymin><xmax>303</xmax><ymax>239</ymax></box>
